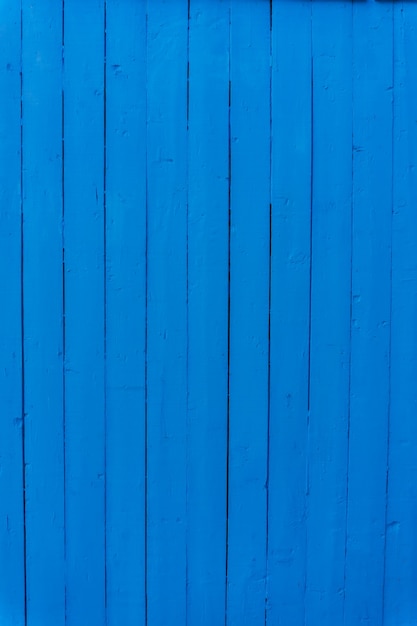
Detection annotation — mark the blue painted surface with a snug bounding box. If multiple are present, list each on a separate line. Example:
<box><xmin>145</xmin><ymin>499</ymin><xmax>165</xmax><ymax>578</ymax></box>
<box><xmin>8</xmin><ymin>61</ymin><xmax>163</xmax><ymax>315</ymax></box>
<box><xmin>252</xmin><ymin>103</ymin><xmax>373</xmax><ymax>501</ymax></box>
<box><xmin>146</xmin><ymin>3</ymin><xmax>188</xmax><ymax>624</ymax></box>
<box><xmin>22</xmin><ymin>2</ymin><xmax>66</xmax><ymax>624</ymax></box>
<box><xmin>187</xmin><ymin>2</ymin><xmax>229</xmax><ymax>623</ymax></box>
<box><xmin>0</xmin><ymin>3</ymin><xmax>25</xmax><ymax>625</ymax></box>
<box><xmin>306</xmin><ymin>4</ymin><xmax>352</xmax><ymax>623</ymax></box>
<box><xmin>105</xmin><ymin>1</ymin><xmax>147</xmax><ymax>624</ymax></box>
<box><xmin>268</xmin><ymin>1</ymin><xmax>312</xmax><ymax>622</ymax></box>
<box><xmin>1</xmin><ymin>1</ymin><xmax>417</xmax><ymax>625</ymax></box>
<box><xmin>345</xmin><ymin>2</ymin><xmax>393</xmax><ymax>623</ymax></box>
<box><xmin>228</xmin><ymin>2</ymin><xmax>270</xmax><ymax>624</ymax></box>
<box><xmin>64</xmin><ymin>2</ymin><xmax>106</xmax><ymax>623</ymax></box>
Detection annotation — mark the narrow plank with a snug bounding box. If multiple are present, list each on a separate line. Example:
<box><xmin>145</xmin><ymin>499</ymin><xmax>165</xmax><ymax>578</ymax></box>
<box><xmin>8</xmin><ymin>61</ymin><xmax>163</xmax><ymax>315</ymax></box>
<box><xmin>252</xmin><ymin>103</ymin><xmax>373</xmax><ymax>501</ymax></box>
<box><xmin>384</xmin><ymin>3</ymin><xmax>417</xmax><ymax>623</ymax></box>
<box><xmin>64</xmin><ymin>1</ymin><xmax>106</xmax><ymax>623</ymax></box>
<box><xmin>267</xmin><ymin>0</ymin><xmax>312</xmax><ymax>622</ymax></box>
<box><xmin>105</xmin><ymin>1</ymin><xmax>147</xmax><ymax>623</ymax></box>
<box><xmin>187</xmin><ymin>1</ymin><xmax>229</xmax><ymax>623</ymax></box>
<box><xmin>306</xmin><ymin>4</ymin><xmax>352</xmax><ymax>624</ymax></box>
<box><xmin>344</xmin><ymin>1</ymin><xmax>393</xmax><ymax>622</ymax></box>
<box><xmin>0</xmin><ymin>3</ymin><xmax>25</xmax><ymax>624</ymax></box>
<box><xmin>146</xmin><ymin>1</ymin><xmax>188</xmax><ymax>623</ymax></box>
<box><xmin>227</xmin><ymin>0</ymin><xmax>270</xmax><ymax>624</ymax></box>
<box><xmin>21</xmin><ymin>1</ymin><xmax>66</xmax><ymax>623</ymax></box>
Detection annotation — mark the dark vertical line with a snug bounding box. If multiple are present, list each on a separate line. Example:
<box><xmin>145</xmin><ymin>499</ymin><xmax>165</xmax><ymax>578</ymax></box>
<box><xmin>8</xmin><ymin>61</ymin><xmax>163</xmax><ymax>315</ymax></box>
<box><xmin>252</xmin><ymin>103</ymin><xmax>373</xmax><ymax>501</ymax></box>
<box><xmin>304</xmin><ymin>4</ymin><xmax>314</xmax><ymax>624</ymax></box>
<box><xmin>185</xmin><ymin>1</ymin><xmax>190</xmax><ymax>625</ymax></box>
<box><xmin>187</xmin><ymin>1</ymin><xmax>191</xmax><ymax>127</ymax></box>
<box><xmin>103</xmin><ymin>1</ymin><xmax>108</xmax><ymax>623</ymax></box>
<box><xmin>19</xmin><ymin>2</ymin><xmax>28</xmax><ymax>624</ymax></box>
<box><xmin>61</xmin><ymin>0</ymin><xmax>67</xmax><ymax>623</ymax></box>
<box><xmin>144</xmin><ymin>5</ymin><xmax>149</xmax><ymax>625</ymax></box>
<box><xmin>264</xmin><ymin>2</ymin><xmax>273</xmax><ymax>625</ymax></box>
<box><xmin>342</xmin><ymin>3</ymin><xmax>354</xmax><ymax>623</ymax></box>
<box><xmin>307</xmin><ymin>4</ymin><xmax>314</xmax><ymax>416</ymax></box>
<box><xmin>382</xmin><ymin>4</ymin><xmax>395</xmax><ymax>621</ymax></box>
<box><xmin>225</xmin><ymin>5</ymin><xmax>231</xmax><ymax>626</ymax></box>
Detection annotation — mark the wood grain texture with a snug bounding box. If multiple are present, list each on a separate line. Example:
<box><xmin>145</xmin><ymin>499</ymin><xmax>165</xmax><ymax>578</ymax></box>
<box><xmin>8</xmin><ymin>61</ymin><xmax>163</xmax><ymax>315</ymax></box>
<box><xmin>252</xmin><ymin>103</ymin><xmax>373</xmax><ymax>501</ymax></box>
<box><xmin>105</xmin><ymin>1</ymin><xmax>147</xmax><ymax>624</ymax></box>
<box><xmin>187</xmin><ymin>1</ymin><xmax>229</xmax><ymax>623</ymax></box>
<box><xmin>267</xmin><ymin>0</ymin><xmax>312</xmax><ymax>622</ymax></box>
<box><xmin>306</xmin><ymin>3</ymin><xmax>352</xmax><ymax>623</ymax></box>
<box><xmin>384</xmin><ymin>3</ymin><xmax>417</xmax><ymax>624</ymax></box>
<box><xmin>146</xmin><ymin>1</ymin><xmax>188</xmax><ymax>623</ymax></box>
<box><xmin>64</xmin><ymin>1</ymin><xmax>106</xmax><ymax>623</ymax></box>
<box><xmin>0</xmin><ymin>3</ymin><xmax>25</xmax><ymax>624</ymax></box>
<box><xmin>3</xmin><ymin>2</ymin><xmax>417</xmax><ymax>624</ymax></box>
<box><xmin>344</xmin><ymin>1</ymin><xmax>393</xmax><ymax>623</ymax></box>
<box><xmin>227</xmin><ymin>1</ymin><xmax>270</xmax><ymax>623</ymax></box>
<box><xmin>21</xmin><ymin>1</ymin><xmax>66</xmax><ymax>623</ymax></box>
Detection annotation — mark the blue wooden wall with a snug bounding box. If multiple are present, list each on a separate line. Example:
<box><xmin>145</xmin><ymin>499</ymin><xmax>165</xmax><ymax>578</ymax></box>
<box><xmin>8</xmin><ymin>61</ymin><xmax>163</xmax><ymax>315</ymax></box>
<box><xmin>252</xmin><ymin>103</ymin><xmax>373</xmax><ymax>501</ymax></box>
<box><xmin>1</xmin><ymin>0</ymin><xmax>416</xmax><ymax>624</ymax></box>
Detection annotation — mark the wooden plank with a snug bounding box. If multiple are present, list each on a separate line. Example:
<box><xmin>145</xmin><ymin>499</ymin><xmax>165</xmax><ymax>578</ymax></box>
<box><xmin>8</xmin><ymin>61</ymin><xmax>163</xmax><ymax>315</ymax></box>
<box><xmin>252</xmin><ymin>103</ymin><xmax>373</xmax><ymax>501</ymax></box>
<box><xmin>187</xmin><ymin>1</ymin><xmax>229</xmax><ymax>623</ymax></box>
<box><xmin>227</xmin><ymin>1</ymin><xmax>270</xmax><ymax>624</ymax></box>
<box><xmin>344</xmin><ymin>1</ymin><xmax>393</xmax><ymax>622</ymax></box>
<box><xmin>105</xmin><ymin>1</ymin><xmax>147</xmax><ymax>624</ymax></box>
<box><xmin>384</xmin><ymin>3</ymin><xmax>417</xmax><ymax>623</ymax></box>
<box><xmin>63</xmin><ymin>1</ymin><xmax>106</xmax><ymax>623</ymax></box>
<box><xmin>266</xmin><ymin>0</ymin><xmax>312</xmax><ymax>623</ymax></box>
<box><xmin>305</xmin><ymin>4</ymin><xmax>352</xmax><ymax>624</ymax></box>
<box><xmin>0</xmin><ymin>3</ymin><xmax>25</xmax><ymax>624</ymax></box>
<box><xmin>145</xmin><ymin>1</ymin><xmax>188</xmax><ymax>623</ymax></box>
<box><xmin>21</xmin><ymin>1</ymin><xmax>66</xmax><ymax>623</ymax></box>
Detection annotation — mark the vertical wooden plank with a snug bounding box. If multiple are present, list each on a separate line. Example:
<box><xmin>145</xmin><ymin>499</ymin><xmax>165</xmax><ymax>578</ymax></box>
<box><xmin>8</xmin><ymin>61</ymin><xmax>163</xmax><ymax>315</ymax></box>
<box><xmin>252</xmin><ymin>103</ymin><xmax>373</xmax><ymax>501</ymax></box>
<box><xmin>21</xmin><ymin>1</ymin><xmax>66</xmax><ymax>624</ymax></box>
<box><xmin>0</xmin><ymin>4</ymin><xmax>25</xmax><ymax>624</ymax></box>
<box><xmin>266</xmin><ymin>1</ymin><xmax>312</xmax><ymax>623</ymax></box>
<box><xmin>384</xmin><ymin>3</ymin><xmax>417</xmax><ymax>624</ymax></box>
<box><xmin>306</xmin><ymin>4</ymin><xmax>352</xmax><ymax>624</ymax></box>
<box><xmin>105</xmin><ymin>1</ymin><xmax>147</xmax><ymax>624</ymax></box>
<box><xmin>227</xmin><ymin>1</ymin><xmax>270</xmax><ymax>624</ymax></box>
<box><xmin>187</xmin><ymin>1</ymin><xmax>229</xmax><ymax>623</ymax></box>
<box><xmin>64</xmin><ymin>1</ymin><xmax>106</xmax><ymax>624</ymax></box>
<box><xmin>344</xmin><ymin>1</ymin><xmax>393</xmax><ymax>623</ymax></box>
<box><xmin>146</xmin><ymin>1</ymin><xmax>188</xmax><ymax>623</ymax></box>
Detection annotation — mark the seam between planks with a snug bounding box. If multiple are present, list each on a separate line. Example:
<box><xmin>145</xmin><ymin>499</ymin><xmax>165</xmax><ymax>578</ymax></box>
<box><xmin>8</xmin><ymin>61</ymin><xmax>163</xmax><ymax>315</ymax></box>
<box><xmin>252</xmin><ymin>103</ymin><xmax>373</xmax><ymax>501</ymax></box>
<box><xmin>304</xmin><ymin>3</ymin><xmax>314</xmax><ymax>624</ymax></box>
<box><xmin>185</xmin><ymin>1</ymin><xmax>191</xmax><ymax>624</ymax></box>
<box><xmin>62</xmin><ymin>0</ymin><xmax>68</xmax><ymax>622</ymax></box>
<box><xmin>103</xmin><ymin>1</ymin><xmax>108</xmax><ymax>623</ymax></box>
<box><xmin>19</xmin><ymin>2</ymin><xmax>28</xmax><ymax>623</ymax></box>
<box><xmin>225</xmin><ymin>5</ymin><xmax>232</xmax><ymax>625</ymax></box>
<box><xmin>264</xmin><ymin>1</ymin><xmax>273</xmax><ymax>623</ymax></box>
<box><xmin>144</xmin><ymin>5</ymin><xmax>149</xmax><ymax>625</ymax></box>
